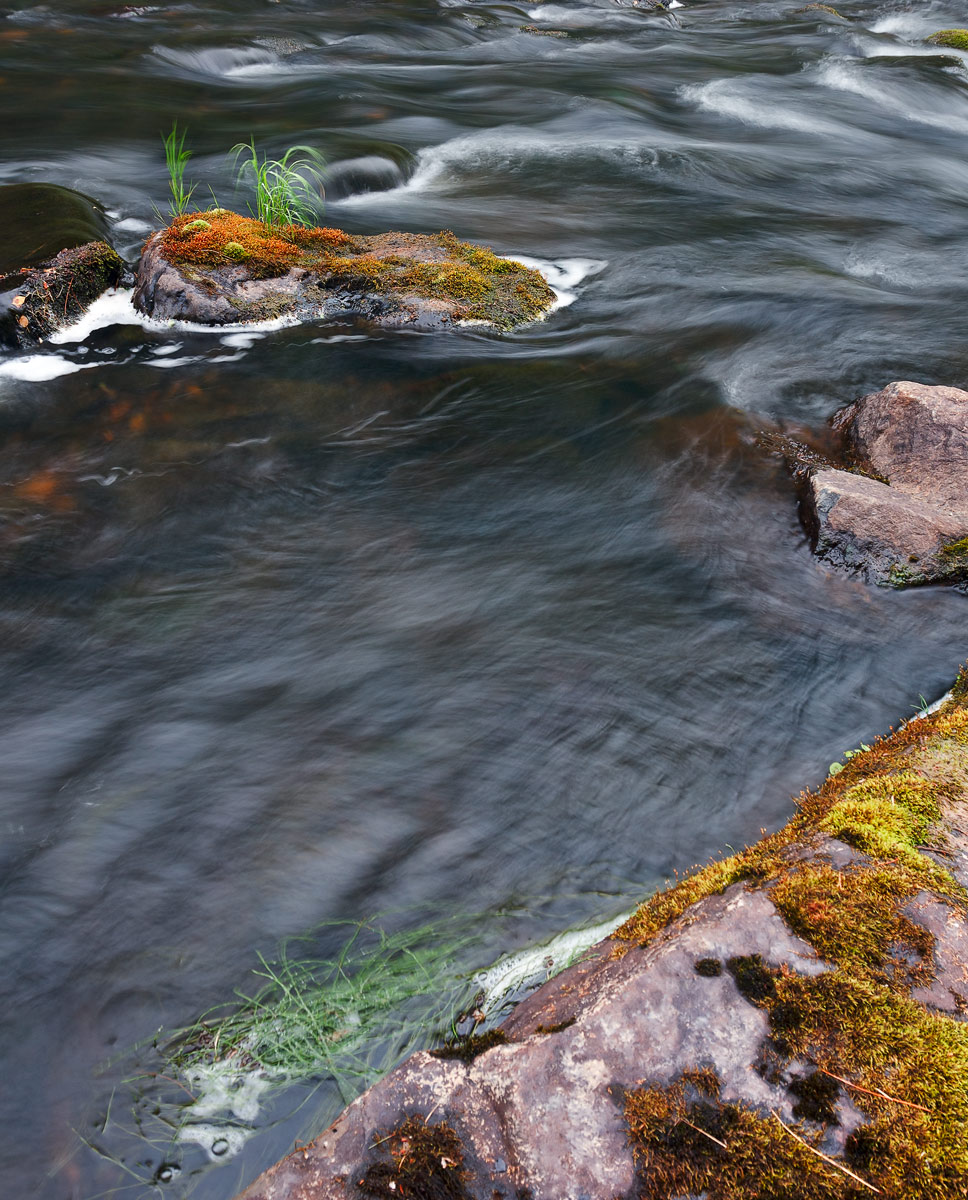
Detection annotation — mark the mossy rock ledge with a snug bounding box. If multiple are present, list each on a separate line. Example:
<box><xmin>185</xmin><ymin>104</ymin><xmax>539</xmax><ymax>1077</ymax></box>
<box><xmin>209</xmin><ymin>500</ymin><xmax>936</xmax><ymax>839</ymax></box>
<box><xmin>802</xmin><ymin>380</ymin><xmax>968</xmax><ymax>588</ymax></box>
<box><xmin>133</xmin><ymin>212</ymin><xmax>556</xmax><ymax>331</ymax></box>
<box><xmin>236</xmin><ymin>672</ymin><xmax>968</xmax><ymax>1200</ymax></box>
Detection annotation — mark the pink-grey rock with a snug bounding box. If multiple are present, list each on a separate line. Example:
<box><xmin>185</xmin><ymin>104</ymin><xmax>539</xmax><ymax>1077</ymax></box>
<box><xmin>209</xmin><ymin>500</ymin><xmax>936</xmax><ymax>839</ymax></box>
<box><xmin>808</xmin><ymin>467</ymin><xmax>966</xmax><ymax>586</ymax></box>
<box><xmin>235</xmin><ymin>886</ymin><xmax>848</xmax><ymax>1200</ymax></box>
<box><xmin>805</xmin><ymin>381</ymin><xmax>968</xmax><ymax>586</ymax></box>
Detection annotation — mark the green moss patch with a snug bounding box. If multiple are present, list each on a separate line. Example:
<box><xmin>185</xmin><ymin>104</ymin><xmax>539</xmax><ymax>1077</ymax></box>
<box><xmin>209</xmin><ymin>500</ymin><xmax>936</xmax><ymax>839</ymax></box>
<box><xmin>927</xmin><ymin>29</ymin><xmax>968</xmax><ymax>51</ymax></box>
<box><xmin>621</xmin><ymin>673</ymin><xmax>968</xmax><ymax>1197</ymax></box>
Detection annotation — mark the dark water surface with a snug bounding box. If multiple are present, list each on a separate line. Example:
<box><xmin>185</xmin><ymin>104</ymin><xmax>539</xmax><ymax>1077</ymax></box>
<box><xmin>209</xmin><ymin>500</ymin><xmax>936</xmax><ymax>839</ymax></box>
<box><xmin>2</xmin><ymin>0</ymin><xmax>968</xmax><ymax>1195</ymax></box>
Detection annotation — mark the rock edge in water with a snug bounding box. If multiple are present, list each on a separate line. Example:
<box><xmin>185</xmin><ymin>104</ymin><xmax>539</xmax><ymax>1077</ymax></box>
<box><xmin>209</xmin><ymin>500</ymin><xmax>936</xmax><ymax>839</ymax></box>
<box><xmin>1</xmin><ymin>240</ymin><xmax>125</xmax><ymax>349</ymax></box>
<box><xmin>802</xmin><ymin>380</ymin><xmax>968</xmax><ymax>588</ymax></box>
<box><xmin>236</xmin><ymin>670</ymin><xmax>968</xmax><ymax>1199</ymax></box>
<box><xmin>133</xmin><ymin>212</ymin><xmax>557</xmax><ymax>332</ymax></box>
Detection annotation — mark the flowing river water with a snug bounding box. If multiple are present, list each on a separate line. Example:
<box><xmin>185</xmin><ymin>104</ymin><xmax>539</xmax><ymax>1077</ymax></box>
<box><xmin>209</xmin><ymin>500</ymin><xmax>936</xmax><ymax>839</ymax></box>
<box><xmin>2</xmin><ymin>0</ymin><xmax>968</xmax><ymax>1196</ymax></box>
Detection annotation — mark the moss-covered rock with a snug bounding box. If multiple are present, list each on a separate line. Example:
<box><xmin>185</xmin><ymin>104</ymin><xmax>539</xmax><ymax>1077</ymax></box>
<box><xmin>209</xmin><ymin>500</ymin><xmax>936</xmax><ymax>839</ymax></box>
<box><xmin>0</xmin><ymin>181</ymin><xmax>110</xmax><ymax>277</ymax></box>
<box><xmin>133</xmin><ymin>210</ymin><xmax>556</xmax><ymax>332</ymax></box>
<box><xmin>927</xmin><ymin>29</ymin><xmax>968</xmax><ymax>51</ymax></box>
<box><xmin>235</xmin><ymin>669</ymin><xmax>968</xmax><ymax>1200</ymax></box>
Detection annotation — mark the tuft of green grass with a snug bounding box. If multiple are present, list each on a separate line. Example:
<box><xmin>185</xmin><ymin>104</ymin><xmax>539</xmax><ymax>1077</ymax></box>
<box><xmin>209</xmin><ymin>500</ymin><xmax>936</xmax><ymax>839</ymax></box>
<box><xmin>231</xmin><ymin>138</ymin><xmax>326</xmax><ymax>228</ymax></box>
<box><xmin>166</xmin><ymin>916</ymin><xmax>480</xmax><ymax>1091</ymax></box>
<box><xmin>162</xmin><ymin>122</ymin><xmax>197</xmax><ymax>218</ymax></box>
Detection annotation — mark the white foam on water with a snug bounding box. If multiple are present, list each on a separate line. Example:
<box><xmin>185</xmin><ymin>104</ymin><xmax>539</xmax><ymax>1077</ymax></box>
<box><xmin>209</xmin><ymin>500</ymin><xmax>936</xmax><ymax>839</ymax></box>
<box><xmin>113</xmin><ymin>216</ymin><xmax>153</xmax><ymax>233</ymax></box>
<box><xmin>868</xmin><ymin>13</ymin><xmax>935</xmax><ymax>39</ymax></box>
<box><xmin>183</xmin><ymin>1061</ymin><xmax>276</xmax><ymax>1122</ymax></box>
<box><xmin>0</xmin><ymin>355</ymin><xmax>96</xmax><ymax>382</ymax></box>
<box><xmin>148</xmin><ymin>356</ymin><xmax>203</xmax><ymax>369</ymax></box>
<box><xmin>475</xmin><ymin>912</ymin><xmax>628</xmax><ymax>1018</ymax></box>
<box><xmin>178</xmin><ymin>1124</ymin><xmax>251</xmax><ymax>1162</ymax></box>
<box><xmin>220</xmin><ymin>330</ymin><xmax>270</xmax><ymax>349</ymax></box>
<box><xmin>49</xmin><ymin>288</ymin><xmax>146</xmax><ymax>344</ymax></box>
<box><xmin>505</xmin><ymin>254</ymin><xmax>607</xmax><ymax>310</ymax></box>
<box><xmin>309</xmin><ymin>333</ymin><xmax>370</xmax><ymax>344</ymax></box>
<box><xmin>681</xmin><ymin>79</ymin><xmax>847</xmax><ymax>136</ymax></box>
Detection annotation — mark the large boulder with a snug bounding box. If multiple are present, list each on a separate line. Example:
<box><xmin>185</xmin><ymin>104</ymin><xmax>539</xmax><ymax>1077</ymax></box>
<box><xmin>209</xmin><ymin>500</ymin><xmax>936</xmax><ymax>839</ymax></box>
<box><xmin>0</xmin><ymin>182</ymin><xmax>124</xmax><ymax>348</ymax></box>
<box><xmin>133</xmin><ymin>211</ymin><xmax>557</xmax><ymax>332</ymax></box>
<box><xmin>234</xmin><ymin>676</ymin><xmax>968</xmax><ymax>1200</ymax></box>
<box><xmin>804</xmin><ymin>381</ymin><xmax>968</xmax><ymax>587</ymax></box>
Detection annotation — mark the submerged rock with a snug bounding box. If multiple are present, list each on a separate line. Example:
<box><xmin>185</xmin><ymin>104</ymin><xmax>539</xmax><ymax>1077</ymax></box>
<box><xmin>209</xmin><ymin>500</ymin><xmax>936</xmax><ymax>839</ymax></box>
<box><xmin>133</xmin><ymin>211</ymin><xmax>557</xmax><ymax>332</ymax></box>
<box><xmin>0</xmin><ymin>181</ymin><xmax>110</xmax><ymax>276</ymax></box>
<box><xmin>0</xmin><ymin>182</ymin><xmax>124</xmax><ymax>348</ymax></box>
<box><xmin>803</xmin><ymin>380</ymin><xmax>968</xmax><ymax>587</ymax></box>
<box><xmin>323</xmin><ymin>155</ymin><xmax>408</xmax><ymax>201</ymax></box>
<box><xmin>235</xmin><ymin>674</ymin><xmax>968</xmax><ymax>1199</ymax></box>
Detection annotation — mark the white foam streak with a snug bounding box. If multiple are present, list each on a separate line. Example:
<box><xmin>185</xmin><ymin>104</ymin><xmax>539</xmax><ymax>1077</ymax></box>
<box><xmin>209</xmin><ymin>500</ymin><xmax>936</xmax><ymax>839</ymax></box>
<box><xmin>682</xmin><ymin>79</ymin><xmax>845</xmax><ymax>135</ymax></box>
<box><xmin>816</xmin><ymin>59</ymin><xmax>968</xmax><ymax>133</ymax></box>
<box><xmin>49</xmin><ymin>289</ymin><xmax>146</xmax><ymax>344</ymax></box>
<box><xmin>0</xmin><ymin>356</ymin><xmax>99</xmax><ymax>382</ymax></box>
<box><xmin>508</xmin><ymin>254</ymin><xmax>606</xmax><ymax>310</ymax></box>
<box><xmin>475</xmin><ymin>912</ymin><xmax>628</xmax><ymax>1017</ymax></box>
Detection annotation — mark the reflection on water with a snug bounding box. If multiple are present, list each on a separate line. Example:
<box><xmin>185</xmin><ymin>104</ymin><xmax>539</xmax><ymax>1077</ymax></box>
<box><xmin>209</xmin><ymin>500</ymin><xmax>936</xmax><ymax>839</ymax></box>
<box><xmin>1</xmin><ymin>0</ymin><xmax>967</xmax><ymax>1196</ymax></box>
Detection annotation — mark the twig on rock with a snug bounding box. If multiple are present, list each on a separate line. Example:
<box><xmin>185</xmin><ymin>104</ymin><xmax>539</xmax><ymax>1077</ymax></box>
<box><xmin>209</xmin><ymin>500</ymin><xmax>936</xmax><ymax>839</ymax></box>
<box><xmin>771</xmin><ymin>1111</ymin><xmax>881</xmax><ymax>1194</ymax></box>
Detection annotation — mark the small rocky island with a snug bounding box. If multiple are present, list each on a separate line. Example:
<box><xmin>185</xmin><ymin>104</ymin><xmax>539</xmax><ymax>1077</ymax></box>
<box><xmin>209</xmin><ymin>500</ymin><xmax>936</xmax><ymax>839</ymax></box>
<box><xmin>133</xmin><ymin>210</ymin><xmax>557</xmax><ymax>331</ymax></box>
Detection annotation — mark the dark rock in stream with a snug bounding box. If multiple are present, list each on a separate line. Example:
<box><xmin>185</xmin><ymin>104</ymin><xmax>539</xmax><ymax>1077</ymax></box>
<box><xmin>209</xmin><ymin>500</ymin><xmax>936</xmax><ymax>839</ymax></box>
<box><xmin>1</xmin><ymin>241</ymin><xmax>125</xmax><ymax>349</ymax></box>
<box><xmin>803</xmin><ymin>380</ymin><xmax>968</xmax><ymax>587</ymax></box>
<box><xmin>132</xmin><ymin>211</ymin><xmax>556</xmax><ymax>332</ymax></box>
<box><xmin>233</xmin><ymin>678</ymin><xmax>968</xmax><ymax>1200</ymax></box>
<box><xmin>0</xmin><ymin>182</ymin><xmax>125</xmax><ymax>347</ymax></box>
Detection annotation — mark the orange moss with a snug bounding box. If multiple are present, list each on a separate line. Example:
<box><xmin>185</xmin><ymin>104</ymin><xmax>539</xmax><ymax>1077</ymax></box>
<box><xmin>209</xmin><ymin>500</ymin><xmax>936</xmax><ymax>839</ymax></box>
<box><xmin>160</xmin><ymin>210</ymin><xmax>352</xmax><ymax>279</ymax></box>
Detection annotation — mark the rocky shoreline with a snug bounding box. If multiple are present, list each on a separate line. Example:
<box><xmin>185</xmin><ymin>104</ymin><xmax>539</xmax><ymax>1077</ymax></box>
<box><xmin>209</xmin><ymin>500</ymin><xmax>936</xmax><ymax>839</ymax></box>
<box><xmin>235</xmin><ymin>672</ymin><xmax>968</xmax><ymax>1200</ymax></box>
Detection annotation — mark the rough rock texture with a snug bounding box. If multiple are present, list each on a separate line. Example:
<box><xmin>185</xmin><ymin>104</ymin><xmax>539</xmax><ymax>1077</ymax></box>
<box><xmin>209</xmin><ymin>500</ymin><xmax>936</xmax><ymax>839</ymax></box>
<box><xmin>0</xmin><ymin>240</ymin><xmax>125</xmax><ymax>348</ymax></box>
<box><xmin>133</xmin><ymin>215</ymin><xmax>556</xmax><ymax>332</ymax></box>
<box><xmin>804</xmin><ymin>381</ymin><xmax>968</xmax><ymax>586</ymax></box>
<box><xmin>236</xmin><ymin>675</ymin><xmax>968</xmax><ymax>1200</ymax></box>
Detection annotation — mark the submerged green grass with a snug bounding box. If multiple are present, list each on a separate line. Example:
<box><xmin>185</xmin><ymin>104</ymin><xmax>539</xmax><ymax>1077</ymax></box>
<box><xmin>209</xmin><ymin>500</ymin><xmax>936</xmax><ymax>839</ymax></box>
<box><xmin>167</xmin><ymin>916</ymin><xmax>481</xmax><ymax>1087</ymax></box>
